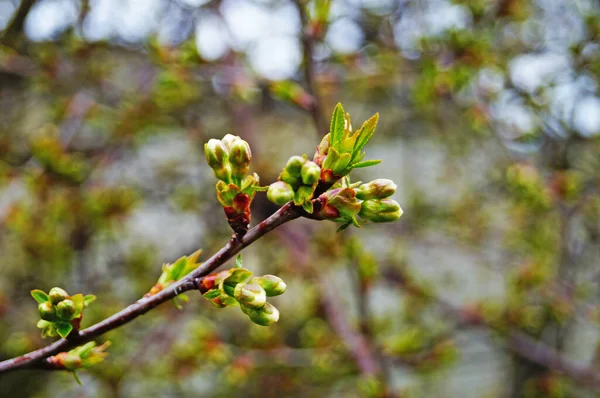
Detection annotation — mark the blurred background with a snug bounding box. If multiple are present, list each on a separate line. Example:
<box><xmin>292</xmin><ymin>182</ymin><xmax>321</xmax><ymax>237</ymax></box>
<box><xmin>1</xmin><ymin>0</ymin><xmax>600</xmax><ymax>397</ymax></box>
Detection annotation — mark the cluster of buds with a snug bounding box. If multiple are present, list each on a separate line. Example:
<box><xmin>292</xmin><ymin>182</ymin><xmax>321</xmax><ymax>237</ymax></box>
<box><xmin>267</xmin><ymin>155</ymin><xmax>322</xmax><ymax>212</ymax></box>
<box><xmin>31</xmin><ymin>287</ymin><xmax>96</xmax><ymax>338</ymax></box>
<box><xmin>313</xmin><ymin>103</ymin><xmax>381</xmax><ymax>184</ymax></box>
<box><xmin>205</xmin><ymin>134</ymin><xmax>264</xmax><ymax>237</ymax></box>
<box><xmin>313</xmin><ymin>178</ymin><xmax>402</xmax><ymax>230</ymax></box>
<box><xmin>48</xmin><ymin>341</ymin><xmax>110</xmax><ymax>383</ymax></box>
<box><xmin>199</xmin><ymin>267</ymin><xmax>286</xmax><ymax>326</ymax></box>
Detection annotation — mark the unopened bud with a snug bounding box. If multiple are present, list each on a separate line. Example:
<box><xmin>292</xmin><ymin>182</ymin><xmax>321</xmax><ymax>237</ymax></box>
<box><xmin>49</xmin><ymin>287</ymin><xmax>69</xmax><ymax>305</ymax></box>
<box><xmin>214</xmin><ymin>163</ymin><xmax>233</xmax><ymax>183</ymax></box>
<box><xmin>301</xmin><ymin>161</ymin><xmax>321</xmax><ymax>185</ymax></box>
<box><xmin>267</xmin><ymin>181</ymin><xmax>295</xmax><ymax>206</ymax></box>
<box><xmin>318</xmin><ymin>187</ymin><xmax>362</xmax><ymax>220</ymax></box>
<box><xmin>63</xmin><ymin>354</ymin><xmax>82</xmax><ymax>369</ymax></box>
<box><xmin>234</xmin><ymin>283</ymin><xmax>267</xmax><ymax>309</ymax></box>
<box><xmin>204</xmin><ymin>139</ymin><xmax>228</xmax><ymax>169</ymax></box>
<box><xmin>38</xmin><ymin>301</ymin><xmax>58</xmax><ymax>321</ymax></box>
<box><xmin>229</xmin><ymin>139</ymin><xmax>252</xmax><ymax>179</ymax></box>
<box><xmin>285</xmin><ymin>156</ymin><xmax>306</xmax><ymax>177</ymax></box>
<box><xmin>280</xmin><ymin>169</ymin><xmax>301</xmax><ymax>186</ymax></box>
<box><xmin>250</xmin><ymin>275</ymin><xmax>286</xmax><ymax>297</ymax></box>
<box><xmin>220</xmin><ymin>134</ymin><xmax>238</xmax><ymax>150</ymax></box>
<box><xmin>355</xmin><ymin>179</ymin><xmax>397</xmax><ymax>200</ymax></box>
<box><xmin>245</xmin><ymin>302</ymin><xmax>280</xmax><ymax>326</ymax></box>
<box><xmin>359</xmin><ymin>199</ymin><xmax>403</xmax><ymax>223</ymax></box>
<box><xmin>56</xmin><ymin>299</ymin><xmax>76</xmax><ymax>320</ymax></box>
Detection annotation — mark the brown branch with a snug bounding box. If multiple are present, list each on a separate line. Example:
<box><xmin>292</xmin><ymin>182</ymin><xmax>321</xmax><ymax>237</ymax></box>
<box><xmin>294</xmin><ymin>0</ymin><xmax>328</xmax><ymax>135</ymax></box>
<box><xmin>320</xmin><ymin>278</ymin><xmax>382</xmax><ymax>377</ymax></box>
<box><xmin>385</xmin><ymin>268</ymin><xmax>600</xmax><ymax>390</ymax></box>
<box><xmin>0</xmin><ymin>202</ymin><xmax>301</xmax><ymax>373</ymax></box>
<box><xmin>0</xmin><ymin>0</ymin><xmax>37</xmax><ymax>48</ymax></box>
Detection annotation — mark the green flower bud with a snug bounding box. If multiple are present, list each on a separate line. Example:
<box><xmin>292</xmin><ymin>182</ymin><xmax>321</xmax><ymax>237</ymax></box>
<box><xmin>214</xmin><ymin>163</ymin><xmax>232</xmax><ymax>183</ymax></box>
<box><xmin>234</xmin><ymin>283</ymin><xmax>267</xmax><ymax>309</ymax></box>
<box><xmin>359</xmin><ymin>199</ymin><xmax>403</xmax><ymax>223</ymax></box>
<box><xmin>62</xmin><ymin>353</ymin><xmax>82</xmax><ymax>370</ymax></box>
<box><xmin>355</xmin><ymin>179</ymin><xmax>397</xmax><ymax>200</ymax></box>
<box><xmin>267</xmin><ymin>181</ymin><xmax>295</xmax><ymax>206</ymax></box>
<box><xmin>318</xmin><ymin>187</ymin><xmax>362</xmax><ymax>221</ymax></box>
<box><xmin>49</xmin><ymin>287</ymin><xmax>69</xmax><ymax>305</ymax></box>
<box><xmin>301</xmin><ymin>161</ymin><xmax>321</xmax><ymax>185</ymax></box>
<box><xmin>56</xmin><ymin>299</ymin><xmax>76</xmax><ymax>320</ymax></box>
<box><xmin>38</xmin><ymin>301</ymin><xmax>58</xmax><ymax>321</ymax></box>
<box><xmin>204</xmin><ymin>139</ymin><xmax>229</xmax><ymax>170</ymax></box>
<box><xmin>280</xmin><ymin>170</ymin><xmax>301</xmax><ymax>187</ymax></box>
<box><xmin>229</xmin><ymin>139</ymin><xmax>252</xmax><ymax>179</ymax></box>
<box><xmin>285</xmin><ymin>156</ymin><xmax>306</xmax><ymax>177</ymax></box>
<box><xmin>250</xmin><ymin>275</ymin><xmax>286</xmax><ymax>296</ymax></box>
<box><xmin>245</xmin><ymin>302</ymin><xmax>280</xmax><ymax>326</ymax></box>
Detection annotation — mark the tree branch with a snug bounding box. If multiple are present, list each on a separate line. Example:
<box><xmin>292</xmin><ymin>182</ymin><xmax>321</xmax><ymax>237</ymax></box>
<box><xmin>0</xmin><ymin>0</ymin><xmax>37</xmax><ymax>48</ymax></box>
<box><xmin>384</xmin><ymin>268</ymin><xmax>600</xmax><ymax>390</ymax></box>
<box><xmin>294</xmin><ymin>0</ymin><xmax>328</xmax><ymax>135</ymax></box>
<box><xmin>0</xmin><ymin>202</ymin><xmax>301</xmax><ymax>373</ymax></box>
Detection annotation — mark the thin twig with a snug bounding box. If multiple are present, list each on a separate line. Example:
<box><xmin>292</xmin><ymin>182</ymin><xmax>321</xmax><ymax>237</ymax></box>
<box><xmin>385</xmin><ymin>268</ymin><xmax>600</xmax><ymax>390</ymax></box>
<box><xmin>294</xmin><ymin>0</ymin><xmax>328</xmax><ymax>135</ymax></box>
<box><xmin>0</xmin><ymin>203</ymin><xmax>301</xmax><ymax>373</ymax></box>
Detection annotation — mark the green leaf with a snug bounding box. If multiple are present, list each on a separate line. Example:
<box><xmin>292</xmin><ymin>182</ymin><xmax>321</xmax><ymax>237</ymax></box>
<box><xmin>235</xmin><ymin>254</ymin><xmax>243</xmax><ymax>268</ymax></box>
<box><xmin>203</xmin><ymin>290</ymin><xmax>221</xmax><ymax>299</ymax></box>
<box><xmin>83</xmin><ymin>295</ymin><xmax>96</xmax><ymax>307</ymax></box>
<box><xmin>323</xmin><ymin>146</ymin><xmax>341</xmax><ymax>171</ymax></box>
<box><xmin>336</xmin><ymin>222</ymin><xmax>352</xmax><ymax>232</ymax></box>
<box><xmin>30</xmin><ymin>290</ymin><xmax>49</xmax><ymax>304</ymax></box>
<box><xmin>302</xmin><ymin>200</ymin><xmax>314</xmax><ymax>214</ymax></box>
<box><xmin>37</xmin><ymin>319</ymin><xmax>51</xmax><ymax>329</ymax></box>
<box><xmin>71</xmin><ymin>294</ymin><xmax>85</xmax><ymax>317</ymax></box>
<box><xmin>351</xmin><ymin>159</ymin><xmax>382</xmax><ymax>168</ymax></box>
<box><xmin>169</xmin><ymin>257</ymin><xmax>187</xmax><ymax>281</ymax></box>
<box><xmin>225</xmin><ymin>268</ymin><xmax>253</xmax><ymax>285</ymax></box>
<box><xmin>329</xmin><ymin>103</ymin><xmax>345</xmax><ymax>150</ymax></box>
<box><xmin>351</xmin><ymin>113</ymin><xmax>379</xmax><ymax>162</ymax></box>
<box><xmin>72</xmin><ymin>371</ymin><xmax>82</xmax><ymax>385</ymax></box>
<box><xmin>56</xmin><ymin>322</ymin><xmax>73</xmax><ymax>338</ymax></box>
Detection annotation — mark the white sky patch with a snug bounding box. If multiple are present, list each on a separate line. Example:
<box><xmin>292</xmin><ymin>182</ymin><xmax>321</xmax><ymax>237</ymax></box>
<box><xmin>249</xmin><ymin>36</ymin><xmax>301</xmax><ymax>80</ymax></box>
<box><xmin>180</xmin><ymin>0</ymin><xmax>211</xmax><ymax>6</ymax></box>
<box><xmin>220</xmin><ymin>0</ymin><xmax>270</xmax><ymax>49</ymax></box>
<box><xmin>573</xmin><ymin>96</ymin><xmax>600</xmax><ymax>137</ymax></box>
<box><xmin>509</xmin><ymin>53</ymin><xmax>571</xmax><ymax>93</ymax></box>
<box><xmin>326</xmin><ymin>18</ymin><xmax>364</xmax><ymax>54</ymax></box>
<box><xmin>83</xmin><ymin>0</ymin><xmax>119</xmax><ymax>41</ymax></box>
<box><xmin>114</xmin><ymin>0</ymin><xmax>163</xmax><ymax>43</ymax></box>
<box><xmin>25</xmin><ymin>0</ymin><xmax>78</xmax><ymax>41</ymax></box>
<box><xmin>394</xmin><ymin>0</ymin><xmax>471</xmax><ymax>55</ymax></box>
<box><xmin>195</xmin><ymin>12</ymin><xmax>229</xmax><ymax>61</ymax></box>
<box><xmin>0</xmin><ymin>1</ymin><xmax>16</xmax><ymax>30</ymax></box>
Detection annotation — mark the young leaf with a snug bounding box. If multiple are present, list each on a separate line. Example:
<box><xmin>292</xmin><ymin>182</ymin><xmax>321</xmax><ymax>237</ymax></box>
<box><xmin>329</xmin><ymin>103</ymin><xmax>345</xmax><ymax>150</ymax></box>
<box><xmin>56</xmin><ymin>322</ymin><xmax>74</xmax><ymax>338</ymax></box>
<box><xmin>225</xmin><ymin>268</ymin><xmax>253</xmax><ymax>285</ymax></box>
<box><xmin>31</xmin><ymin>289</ymin><xmax>49</xmax><ymax>304</ymax></box>
<box><xmin>83</xmin><ymin>295</ymin><xmax>96</xmax><ymax>307</ymax></box>
<box><xmin>351</xmin><ymin>113</ymin><xmax>379</xmax><ymax>161</ymax></box>
<box><xmin>203</xmin><ymin>290</ymin><xmax>221</xmax><ymax>300</ymax></box>
<box><xmin>351</xmin><ymin>159</ymin><xmax>382</xmax><ymax>168</ymax></box>
<box><xmin>72</xmin><ymin>371</ymin><xmax>82</xmax><ymax>385</ymax></box>
<box><xmin>302</xmin><ymin>200</ymin><xmax>314</xmax><ymax>214</ymax></box>
<box><xmin>71</xmin><ymin>294</ymin><xmax>85</xmax><ymax>317</ymax></box>
<box><xmin>235</xmin><ymin>254</ymin><xmax>243</xmax><ymax>268</ymax></box>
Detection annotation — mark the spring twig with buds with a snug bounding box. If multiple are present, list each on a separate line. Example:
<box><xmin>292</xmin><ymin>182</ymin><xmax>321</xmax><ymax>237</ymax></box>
<box><xmin>0</xmin><ymin>103</ymin><xmax>402</xmax><ymax>379</ymax></box>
